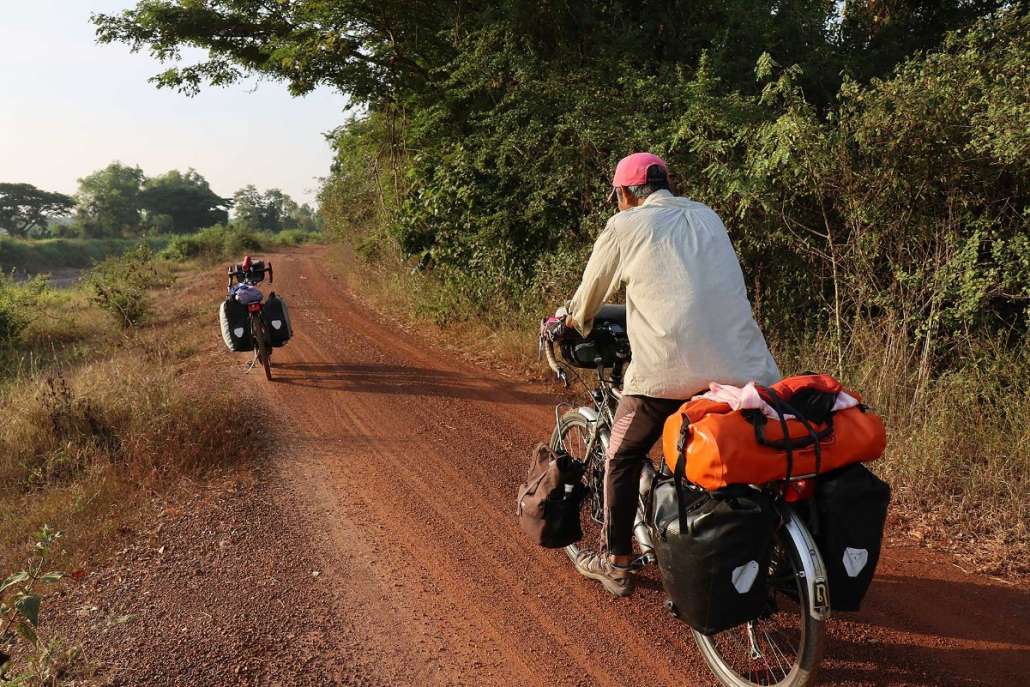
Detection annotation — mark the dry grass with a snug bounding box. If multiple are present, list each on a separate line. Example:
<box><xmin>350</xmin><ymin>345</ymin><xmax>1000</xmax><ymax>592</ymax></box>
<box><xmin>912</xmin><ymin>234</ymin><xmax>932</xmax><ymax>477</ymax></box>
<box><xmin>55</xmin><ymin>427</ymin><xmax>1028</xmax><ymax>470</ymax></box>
<box><xmin>334</xmin><ymin>244</ymin><xmax>1030</xmax><ymax>579</ymax></box>
<box><xmin>0</xmin><ymin>261</ymin><xmax>264</xmax><ymax>573</ymax></box>
<box><xmin>327</xmin><ymin>243</ymin><xmax>538</xmax><ymax>376</ymax></box>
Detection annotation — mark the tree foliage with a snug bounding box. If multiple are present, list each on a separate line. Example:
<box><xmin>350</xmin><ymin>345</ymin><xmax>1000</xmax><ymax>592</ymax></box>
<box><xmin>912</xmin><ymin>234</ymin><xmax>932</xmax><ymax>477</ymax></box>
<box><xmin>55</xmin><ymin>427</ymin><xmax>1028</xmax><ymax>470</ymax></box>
<box><xmin>74</xmin><ymin>162</ymin><xmax>146</xmax><ymax>238</ymax></box>
<box><xmin>0</xmin><ymin>184</ymin><xmax>73</xmax><ymax>239</ymax></box>
<box><xmin>140</xmin><ymin>169</ymin><xmax>230</xmax><ymax>233</ymax></box>
<box><xmin>96</xmin><ymin>1</ymin><xmax>1027</xmax><ymax>367</ymax></box>
<box><xmin>231</xmin><ymin>185</ymin><xmax>305</xmax><ymax>232</ymax></box>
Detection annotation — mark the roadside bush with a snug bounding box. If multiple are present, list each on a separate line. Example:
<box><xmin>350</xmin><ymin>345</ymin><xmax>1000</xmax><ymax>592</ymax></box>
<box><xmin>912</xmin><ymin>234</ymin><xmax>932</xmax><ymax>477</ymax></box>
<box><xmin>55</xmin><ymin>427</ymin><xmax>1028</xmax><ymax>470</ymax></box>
<box><xmin>160</xmin><ymin>225</ymin><xmax>319</xmax><ymax>263</ymax></box>
<box><xmin>84</xmin><ymin>244</ymin><xmax>167</xmax><ymax>328</ymax></box>
<box><xmin>0</xmin><ymin>274</ymin><xmax>49</xmax><ymax>351</ymax></box>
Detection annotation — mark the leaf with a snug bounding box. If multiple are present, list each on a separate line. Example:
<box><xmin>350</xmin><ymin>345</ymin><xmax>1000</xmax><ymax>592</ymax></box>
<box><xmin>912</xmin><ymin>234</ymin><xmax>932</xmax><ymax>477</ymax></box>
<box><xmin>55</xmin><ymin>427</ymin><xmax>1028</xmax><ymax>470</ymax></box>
<box><xmin>14</xmin><ymin>594</ymin><xmax>41</xmax><ymax>626</ymax></box>
<box><xmin>15</xmin><ymin>621</ymin><xmax>37</xmax><ymax>645</ymax></box>
<box><xmin>39</xmin><ymin>572</ymin><xmax>64</xmax><ymax>583</ymax></box>
<box><xmin>0</xmin><ymin>572</ymin><xmax>29</xmax><ymax>594</ymax></box>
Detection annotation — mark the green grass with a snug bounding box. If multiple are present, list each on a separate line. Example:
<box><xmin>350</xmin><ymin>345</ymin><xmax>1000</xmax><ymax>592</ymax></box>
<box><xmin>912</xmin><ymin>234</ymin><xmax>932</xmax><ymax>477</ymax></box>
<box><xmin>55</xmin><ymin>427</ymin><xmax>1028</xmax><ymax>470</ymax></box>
<box><xmin>0</xmin><ymin>236</ymin><xmax>169</xmax><ymax>274</ymax></box>
<box><xmin>160</xmin><ymin>225</ymin><xmax>321</xmax><ymax>263</ymax></box>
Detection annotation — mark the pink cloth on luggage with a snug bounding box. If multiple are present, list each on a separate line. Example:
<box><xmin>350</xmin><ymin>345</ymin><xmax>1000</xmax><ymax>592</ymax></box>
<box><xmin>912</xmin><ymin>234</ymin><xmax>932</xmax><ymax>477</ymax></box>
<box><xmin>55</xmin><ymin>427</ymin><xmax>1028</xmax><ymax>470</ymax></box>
<box><xmin>694</xmin><ymin>381</ymin><xmax>859</xmax><ymax>420</ymax></box>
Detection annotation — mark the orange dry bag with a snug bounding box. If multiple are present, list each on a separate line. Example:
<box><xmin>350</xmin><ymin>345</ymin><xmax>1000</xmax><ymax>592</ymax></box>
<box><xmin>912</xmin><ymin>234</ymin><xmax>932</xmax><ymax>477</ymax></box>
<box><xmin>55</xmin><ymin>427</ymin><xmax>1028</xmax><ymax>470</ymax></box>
<box><xmin>661</xmin><ymin>375</ymin><xmax>886</xmax><ymax>490</ymax></box>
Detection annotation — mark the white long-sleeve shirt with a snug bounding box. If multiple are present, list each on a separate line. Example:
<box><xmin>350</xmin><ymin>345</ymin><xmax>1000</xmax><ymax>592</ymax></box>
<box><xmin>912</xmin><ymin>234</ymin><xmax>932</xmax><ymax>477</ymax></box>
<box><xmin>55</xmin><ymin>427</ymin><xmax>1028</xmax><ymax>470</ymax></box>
<box><xmin>567</xmin><ymin>190</ymin><xmax>780</xmax><ymax>399</ymax></box>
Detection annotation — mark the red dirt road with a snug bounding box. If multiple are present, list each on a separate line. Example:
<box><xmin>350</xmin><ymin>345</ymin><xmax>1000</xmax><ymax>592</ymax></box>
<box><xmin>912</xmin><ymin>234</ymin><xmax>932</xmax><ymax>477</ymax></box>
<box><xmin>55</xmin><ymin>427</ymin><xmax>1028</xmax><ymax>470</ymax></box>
<box><xmin>252</xmin><ymin>247</ymin><xmax>1028</xmax><ymax>686</ymax></box>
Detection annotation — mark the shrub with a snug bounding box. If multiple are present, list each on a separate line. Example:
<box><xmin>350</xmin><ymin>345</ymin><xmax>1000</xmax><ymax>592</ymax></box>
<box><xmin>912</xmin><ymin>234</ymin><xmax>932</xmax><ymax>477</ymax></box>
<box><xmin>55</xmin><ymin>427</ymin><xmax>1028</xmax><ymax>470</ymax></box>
<box><xmin>0</xmin><ymin>274</ymin><xmax>49</xmax><ymax>350</ymax></box>
<box><xmin>84</xmin><ymin>244</ymin><xmax>166</xmax><ymax>328</ymax></box>
<box><xmin>0</xmin><ymin>525</ymin><xmax>73</xmax><ymax>686</ymax></box>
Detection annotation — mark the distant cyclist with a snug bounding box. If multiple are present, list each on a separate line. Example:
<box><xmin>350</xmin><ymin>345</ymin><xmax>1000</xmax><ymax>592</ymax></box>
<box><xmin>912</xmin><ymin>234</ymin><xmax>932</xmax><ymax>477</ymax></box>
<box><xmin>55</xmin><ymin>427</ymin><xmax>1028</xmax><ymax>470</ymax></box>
<box><xmin>553</xmin><ymin>152</ymin><xmax>780</xmax><ymax>596</ymax></box>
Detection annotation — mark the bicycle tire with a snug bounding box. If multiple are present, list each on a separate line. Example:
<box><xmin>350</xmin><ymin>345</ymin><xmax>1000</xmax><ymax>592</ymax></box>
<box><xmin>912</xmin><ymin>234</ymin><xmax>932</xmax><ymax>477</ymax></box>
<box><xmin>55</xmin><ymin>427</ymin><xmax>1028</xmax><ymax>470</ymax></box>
<box><xmin>251</xmin><ymin>313</ymin><xmax>273</xmax><ymax>381</ymax></box>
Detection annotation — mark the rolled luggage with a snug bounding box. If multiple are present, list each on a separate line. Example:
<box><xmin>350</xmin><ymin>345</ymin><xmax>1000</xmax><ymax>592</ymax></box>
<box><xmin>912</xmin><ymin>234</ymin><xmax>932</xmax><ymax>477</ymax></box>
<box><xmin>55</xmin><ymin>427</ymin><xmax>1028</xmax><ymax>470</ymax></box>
<box><xmin>662</xmin><ymin>374</ymin><xmax>887</xmax><ymax>490</ymax></box>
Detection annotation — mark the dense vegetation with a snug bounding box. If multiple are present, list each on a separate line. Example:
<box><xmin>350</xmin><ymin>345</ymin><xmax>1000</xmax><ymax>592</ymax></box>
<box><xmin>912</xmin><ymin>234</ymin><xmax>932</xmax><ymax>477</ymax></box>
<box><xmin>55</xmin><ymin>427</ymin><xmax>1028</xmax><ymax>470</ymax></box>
<box><xmin>93</xmin><ymin>1</ymin><xmax>1030</xmax><ymax>572</ymax></box>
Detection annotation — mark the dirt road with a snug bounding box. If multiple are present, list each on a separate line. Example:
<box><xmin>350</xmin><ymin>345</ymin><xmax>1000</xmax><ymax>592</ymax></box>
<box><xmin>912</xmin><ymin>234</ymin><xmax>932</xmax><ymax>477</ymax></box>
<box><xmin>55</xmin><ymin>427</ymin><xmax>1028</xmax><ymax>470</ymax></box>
<box><xmin>243</xmin><ymin>247</ymin><xmax>1027</xmax><ymax>686</ymax></box>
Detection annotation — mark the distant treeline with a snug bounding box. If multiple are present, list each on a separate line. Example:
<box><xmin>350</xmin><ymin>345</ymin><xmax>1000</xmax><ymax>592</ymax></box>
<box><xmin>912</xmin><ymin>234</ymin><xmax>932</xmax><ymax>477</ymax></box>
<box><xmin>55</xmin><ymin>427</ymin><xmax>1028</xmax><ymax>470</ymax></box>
<box><xmin>0</xmin><ymin>164</ymin><xmax>319</xmax><ymax>239</ymax></box>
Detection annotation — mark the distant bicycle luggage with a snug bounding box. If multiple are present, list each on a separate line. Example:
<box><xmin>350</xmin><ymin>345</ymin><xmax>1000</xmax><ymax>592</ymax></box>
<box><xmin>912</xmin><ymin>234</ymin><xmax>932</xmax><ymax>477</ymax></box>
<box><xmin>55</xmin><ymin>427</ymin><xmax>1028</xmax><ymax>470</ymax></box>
<box><xmin>263</xmin><ymin>293</ymin><xmax>293</xmax><ymax>348</ymax></box>
<box><xmin>219</xmin><ymin>297</ymin><xmax>252</xmax><ymax>352</ymax></box>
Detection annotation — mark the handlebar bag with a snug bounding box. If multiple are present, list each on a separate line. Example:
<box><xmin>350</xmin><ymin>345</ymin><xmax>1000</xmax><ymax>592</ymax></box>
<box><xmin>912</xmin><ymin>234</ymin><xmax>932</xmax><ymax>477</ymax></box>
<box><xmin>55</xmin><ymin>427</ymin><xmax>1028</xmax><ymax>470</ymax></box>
<box><xmin>219</xmin><ymin>297</ymin><xmax>253</xmax><ymax>352</ymax></box>
<box><xmin>650</xmin><ymin>477</ymin><xmax>778</xmax><ymax>635</ymax></box>
<box><xmin>813</xmin><ymin>463</ymin><xmax>891</xmax><ymax>611</ymax></box>
<box><xmin>661</xmin><ymin>374</ymin><xmax>886</xmax><ymax>490</ymax></box>
<box><xmin>263</xmin><ymin>293</ymin><xmax>293</xmax><ymax>348</ymax></box>
<box><xmin>516</xmin><ymin>444</ymin><xmax>586</xmax><ymax>548</ymax></box>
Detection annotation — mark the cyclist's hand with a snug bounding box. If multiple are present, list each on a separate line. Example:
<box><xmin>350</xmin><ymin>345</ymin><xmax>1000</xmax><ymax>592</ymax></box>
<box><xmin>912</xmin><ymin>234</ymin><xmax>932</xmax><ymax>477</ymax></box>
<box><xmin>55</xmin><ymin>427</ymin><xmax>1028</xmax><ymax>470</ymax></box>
<box><xmin>540</xmin><ymin>315</ymin><xmax>566</xmax><ymax>342</ymax></box>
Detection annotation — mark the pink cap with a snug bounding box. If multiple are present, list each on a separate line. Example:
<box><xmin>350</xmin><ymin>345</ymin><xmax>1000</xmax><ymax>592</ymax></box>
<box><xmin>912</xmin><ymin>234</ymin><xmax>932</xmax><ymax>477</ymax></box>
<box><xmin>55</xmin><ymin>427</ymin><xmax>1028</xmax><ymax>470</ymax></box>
<box><xmin>612</xmin><ymin>152</ymin><xmax>668</xmax><ymax>187</ymax></box>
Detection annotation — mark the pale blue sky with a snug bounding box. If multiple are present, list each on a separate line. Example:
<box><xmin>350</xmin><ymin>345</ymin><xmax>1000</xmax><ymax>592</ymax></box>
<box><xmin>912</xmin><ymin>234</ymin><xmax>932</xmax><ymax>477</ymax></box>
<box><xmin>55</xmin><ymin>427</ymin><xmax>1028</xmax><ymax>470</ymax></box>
<box><xmin>0</xmin><ymin>1</ymin><xmax>350</xmax><ymax>206</ymax></box>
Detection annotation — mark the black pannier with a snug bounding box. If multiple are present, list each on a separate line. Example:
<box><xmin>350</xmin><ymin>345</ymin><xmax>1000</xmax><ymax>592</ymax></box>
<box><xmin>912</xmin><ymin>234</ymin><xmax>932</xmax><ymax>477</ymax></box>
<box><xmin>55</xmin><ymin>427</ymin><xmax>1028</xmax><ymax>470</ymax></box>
<box><xmin>650</xmin><ymin>477</ymin><xmax>778</xmax><ymax>635</ymax></box>
<box><xmin>813</xmin><ymin>463</ymin><xmax>891</xmax><ymax>611</ymax></box>
<box><xmin>263</xmin><ymin>292</ymin><xmax>293</xmax><ymax>348</ymax></box>
<box><xmin>219</xmin><ymin>297</ymin><xmax>252</xmax><ymax>352</ymax></box>
<box><xmin>560</xmin><ymin>305</ymin><xmax>631</xmax><ymax>369</ymax></box>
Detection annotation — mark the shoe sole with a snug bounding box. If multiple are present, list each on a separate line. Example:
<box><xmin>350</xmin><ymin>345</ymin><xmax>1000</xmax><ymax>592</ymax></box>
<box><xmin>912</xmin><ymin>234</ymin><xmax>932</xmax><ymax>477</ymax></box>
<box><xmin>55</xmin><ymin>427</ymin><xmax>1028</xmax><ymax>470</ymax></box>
<box><xmin>576</xmin><ymin>565</ymin><xmax>634</xmax><ymax>597</ymax></box>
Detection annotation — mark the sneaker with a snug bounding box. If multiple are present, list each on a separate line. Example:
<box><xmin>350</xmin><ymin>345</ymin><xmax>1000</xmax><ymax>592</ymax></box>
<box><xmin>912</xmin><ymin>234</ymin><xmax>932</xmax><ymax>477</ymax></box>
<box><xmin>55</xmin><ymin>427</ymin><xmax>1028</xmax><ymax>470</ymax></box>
<box><xmin>574</xmin><ymin>551</ymin><xmax>636</xmax><ymax>597</ymax></box>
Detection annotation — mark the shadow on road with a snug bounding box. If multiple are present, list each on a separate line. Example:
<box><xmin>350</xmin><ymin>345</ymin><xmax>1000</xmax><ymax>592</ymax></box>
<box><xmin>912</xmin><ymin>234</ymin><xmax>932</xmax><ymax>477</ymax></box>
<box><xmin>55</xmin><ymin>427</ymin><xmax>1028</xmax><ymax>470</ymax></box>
<box><xmin>269</xmin><ymin>361</ymin><xmax>554</xmax><ymax>407</ymax></box>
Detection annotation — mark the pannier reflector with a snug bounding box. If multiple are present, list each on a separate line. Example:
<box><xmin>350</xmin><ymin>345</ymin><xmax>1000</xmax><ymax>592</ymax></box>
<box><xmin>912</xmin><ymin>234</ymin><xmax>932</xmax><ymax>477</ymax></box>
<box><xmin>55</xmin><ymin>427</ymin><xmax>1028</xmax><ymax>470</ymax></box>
<box><xmin>271</xmin><ymin>320</ymin><xmax>282</xmax><ymax>329</ymax></box>
<box><xmin>732</xmin><ymin>560</ymin><xmax>759</xmax><ymax>594</ymax></box>
<box><xmin>843</xmin><ymin>547</ymin><xmax>869</xmax><ymax>577</ymax></box>
<box><xmin>233</xmin><ymin>327</ymin><xmax>245</xmax><ymax>337</ymax></box>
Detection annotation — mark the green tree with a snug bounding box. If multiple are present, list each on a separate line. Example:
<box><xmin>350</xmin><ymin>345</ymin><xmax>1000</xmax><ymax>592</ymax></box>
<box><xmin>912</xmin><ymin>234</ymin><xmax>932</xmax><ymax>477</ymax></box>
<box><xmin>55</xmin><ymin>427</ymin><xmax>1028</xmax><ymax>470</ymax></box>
<box><xmin>74</xmin><ymin>162</ymin><xmax>145</xmax><ymax>237</ymax></box>
<box><xmin>0</xmin><ymin>183</ymin><xmax>74</xmax><ymax>238</ymax></box>
<box><xmin>231</xmin><ymin>186</ymin><xmax>299</xmax><ymax>231</ymax></box>
<box><xmin>139</xmin><ymin>168</ymin><xmax>229</xmax><ymax>233</ymax></box>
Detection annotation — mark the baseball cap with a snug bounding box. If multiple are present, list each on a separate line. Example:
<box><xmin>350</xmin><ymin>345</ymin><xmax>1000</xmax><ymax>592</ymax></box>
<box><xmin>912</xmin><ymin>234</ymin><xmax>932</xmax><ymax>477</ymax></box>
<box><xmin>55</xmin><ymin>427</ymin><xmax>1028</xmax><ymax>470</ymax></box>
<box><xmin>608</xmin><ymin>152</ymin><xmax>668</xmax><ymax>201</ymax></box>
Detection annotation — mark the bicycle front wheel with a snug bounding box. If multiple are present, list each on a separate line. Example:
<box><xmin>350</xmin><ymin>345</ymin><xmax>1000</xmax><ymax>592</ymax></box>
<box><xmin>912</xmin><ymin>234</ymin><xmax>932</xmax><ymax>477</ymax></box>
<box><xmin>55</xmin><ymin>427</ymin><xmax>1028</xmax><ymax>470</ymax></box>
<box><xmin>692</xmin><ymin>512</ymin><xmax>827</xmax><ymax>687</ymax></box>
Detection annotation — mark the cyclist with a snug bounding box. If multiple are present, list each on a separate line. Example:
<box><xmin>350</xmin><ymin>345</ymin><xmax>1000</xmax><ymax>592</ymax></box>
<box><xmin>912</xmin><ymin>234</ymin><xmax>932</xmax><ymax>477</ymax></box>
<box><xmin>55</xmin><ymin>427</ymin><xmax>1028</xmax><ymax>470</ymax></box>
<box><xmin>547</xmin><ymin>152</ymin><xmax>780</xmax><ymax>597</ymax></box>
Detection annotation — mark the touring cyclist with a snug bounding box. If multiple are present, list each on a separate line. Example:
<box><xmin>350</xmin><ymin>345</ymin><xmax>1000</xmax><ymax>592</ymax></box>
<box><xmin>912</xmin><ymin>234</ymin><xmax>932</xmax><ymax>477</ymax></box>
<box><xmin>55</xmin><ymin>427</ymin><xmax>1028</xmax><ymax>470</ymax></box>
<box><xmin>547</xmin><ymin>152</ymin><xmax>781</xmax><ymax>596</ymax></box>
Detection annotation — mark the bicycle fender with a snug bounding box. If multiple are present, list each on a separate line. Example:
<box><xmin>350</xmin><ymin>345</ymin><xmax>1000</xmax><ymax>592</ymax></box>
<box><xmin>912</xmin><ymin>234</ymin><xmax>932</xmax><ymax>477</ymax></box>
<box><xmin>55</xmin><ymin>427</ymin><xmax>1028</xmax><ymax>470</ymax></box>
<box><xmin>783</xmin><ymin>509</ymin><xmax>832</xmax><ymax>621</ymax></box>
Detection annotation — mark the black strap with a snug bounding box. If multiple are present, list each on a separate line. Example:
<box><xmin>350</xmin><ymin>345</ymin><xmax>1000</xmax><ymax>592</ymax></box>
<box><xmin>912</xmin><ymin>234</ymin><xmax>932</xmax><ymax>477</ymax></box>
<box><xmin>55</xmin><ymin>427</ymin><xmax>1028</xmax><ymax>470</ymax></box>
<box><xmin>673</xmin><ymin>413</ymin><xmax>690</xmax><ymax>528</ymax></box>
<box><xmin>748</xmin><ymin>409</ymin><xmax>834</xmax><ymax>450</ymax></box>
<box><xmin>763</xmin><ymin>387</ymin><xmax>825</xmax><ymax>477</ymax></box>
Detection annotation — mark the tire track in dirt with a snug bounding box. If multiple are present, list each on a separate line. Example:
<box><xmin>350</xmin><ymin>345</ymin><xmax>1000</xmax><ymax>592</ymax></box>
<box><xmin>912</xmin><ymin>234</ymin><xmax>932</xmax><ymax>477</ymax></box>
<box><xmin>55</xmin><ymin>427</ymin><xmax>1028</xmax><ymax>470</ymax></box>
<box><xmin>254</xmin><ymin>247</ymin><xmax>1030</xmax><ymax>687</ymax></box>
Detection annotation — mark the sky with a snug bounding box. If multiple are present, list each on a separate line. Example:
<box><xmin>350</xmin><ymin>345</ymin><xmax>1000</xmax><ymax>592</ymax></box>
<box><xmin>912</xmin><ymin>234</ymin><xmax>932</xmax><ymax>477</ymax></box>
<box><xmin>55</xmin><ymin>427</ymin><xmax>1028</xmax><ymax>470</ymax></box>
<box><xmin>0</xmin><ymin>1</ymin><xmax>351</xmax><ymax>206</ymax></box>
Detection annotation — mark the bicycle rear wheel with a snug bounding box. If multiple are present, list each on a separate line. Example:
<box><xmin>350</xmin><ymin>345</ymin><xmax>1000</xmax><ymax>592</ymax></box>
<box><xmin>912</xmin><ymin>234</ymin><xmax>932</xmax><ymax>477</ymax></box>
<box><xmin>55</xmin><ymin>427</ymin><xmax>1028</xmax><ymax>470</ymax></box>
<box><xmin>550</xmin><ymin>410</ymin><xmax>607</xmax><ymax>563</ymax></box>
<box><xmin>251</xmin><ymin>314</ymin><xmax>273</xmax><ymax>381</ymax></box>
<box><xmin>692</xmin><ymin>516</ymin><xmax>826</xmax><ymax>687</ymax></box>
